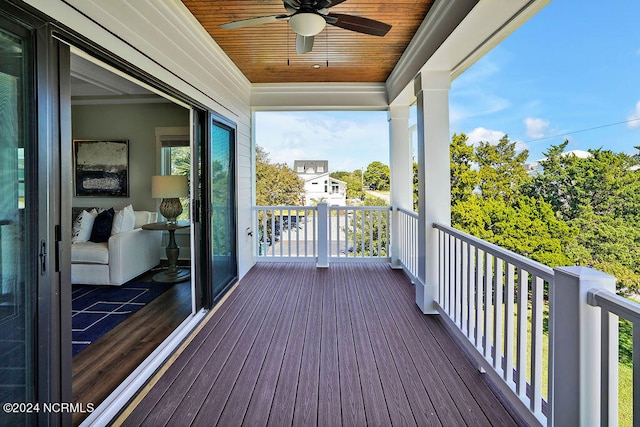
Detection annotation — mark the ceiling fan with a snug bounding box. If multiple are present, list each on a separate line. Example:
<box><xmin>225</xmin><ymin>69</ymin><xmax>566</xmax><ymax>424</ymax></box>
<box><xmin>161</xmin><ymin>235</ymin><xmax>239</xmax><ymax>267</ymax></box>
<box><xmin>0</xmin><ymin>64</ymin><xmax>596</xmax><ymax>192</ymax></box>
<box><xmin>219</xmin><ymin>0</ymin><xmax>392</xmax><ymax>54</ymax></box>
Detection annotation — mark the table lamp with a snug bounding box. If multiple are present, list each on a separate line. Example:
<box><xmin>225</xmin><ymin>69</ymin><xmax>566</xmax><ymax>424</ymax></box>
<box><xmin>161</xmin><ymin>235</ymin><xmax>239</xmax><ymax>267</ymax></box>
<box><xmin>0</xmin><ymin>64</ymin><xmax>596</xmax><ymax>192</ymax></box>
<box><xmin>151</xmin><ymin>175</ymin><xmax>188</xmax><ymax>224</ymax></box>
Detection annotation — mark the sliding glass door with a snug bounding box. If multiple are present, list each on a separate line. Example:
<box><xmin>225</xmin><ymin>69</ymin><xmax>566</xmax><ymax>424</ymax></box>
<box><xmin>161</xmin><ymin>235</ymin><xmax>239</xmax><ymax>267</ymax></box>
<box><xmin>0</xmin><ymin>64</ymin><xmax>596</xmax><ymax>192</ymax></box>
<box><xmin>209</xmin><ymin>117</ymin><xmax>237</xmax><ymax>302</ymax></box>
<box><xmin>0</xmin><ymin>16</ymin><xmax>37</xmax><ymax>427</ymax></box>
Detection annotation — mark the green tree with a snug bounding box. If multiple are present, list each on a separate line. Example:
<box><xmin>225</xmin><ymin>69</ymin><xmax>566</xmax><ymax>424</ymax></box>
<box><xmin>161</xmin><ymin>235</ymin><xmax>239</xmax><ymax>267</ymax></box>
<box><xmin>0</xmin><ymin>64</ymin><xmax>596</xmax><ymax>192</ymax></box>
<box><xmin>452</xmin><ymin>195</ymin><xmax>573</xmax><ymax>266</ymax></box>
<box><xmin>450</xmin><ymin>133</ymin><xmax>478</xmax><ymax>202</ymax></box>
<box><xmin>449</xmin><ymin>134</ymin><xmax>571</xmax><ymax>267</ymax></box>
<box><xmin>255</xmin><ymin>146</ymin><xmax>305</xmax><ymax>206</ymax></box>
<box><xmin>364</xmin><ymin>161</ymin><xmax>390</xmax><ymax>191</ymax></box>
<box><xmin>475</xmin><ymin>135</ymin><xmax>529</xmax><ymax>203</ymax></box>
<box><xmin>525</xmin><ymin>142</ymin><xmax>640</xmax><ymax>222</ymax></box>
<box><xmin>523</xmin><ymin>143</ymin><xmax>640</xmax><ymax>296</ymax></box>
<box><xmin>345</xmin><ymin>195</ymin><xmax>389</xmax><ymax>257</ymax></box>
<box><xmin>413</xmin><ymin>162</ymin><xmax>419</xmax><ymax>211</ymax></box>
<box><xmin>331</xmin><ymin>170</ymin><xmax>365</xmax><ymax>200</ymax></box>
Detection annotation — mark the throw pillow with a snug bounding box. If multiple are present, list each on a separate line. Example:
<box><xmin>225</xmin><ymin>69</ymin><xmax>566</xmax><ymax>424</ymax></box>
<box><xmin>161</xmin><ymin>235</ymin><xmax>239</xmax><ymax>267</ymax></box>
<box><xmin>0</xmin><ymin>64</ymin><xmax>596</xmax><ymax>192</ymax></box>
<box><xmin>122</xmin><ymin>204</ymin><xmax>136</xmax><ymax>232</ymax></box>
<box><xmin>111</xmin><ymin>204</ymin><xmax>136</xmax><ymax>235</ymax></box>
<box><xmin>90</xmin><ymin>208</ymin><xmax>115</xmax><ymax>243</ymax></box>
<box><xmin>72</xmin><ymin>209</ymin><xmax>98</xmax><ymax>244</ymax></box>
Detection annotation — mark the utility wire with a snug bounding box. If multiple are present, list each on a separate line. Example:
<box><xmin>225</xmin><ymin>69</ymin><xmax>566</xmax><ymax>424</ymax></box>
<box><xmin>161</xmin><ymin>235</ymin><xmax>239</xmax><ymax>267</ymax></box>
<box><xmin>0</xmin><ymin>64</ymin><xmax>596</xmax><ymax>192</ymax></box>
<box><xmin>523</xmin><ymin>117</ymin><xmax>640</xmax><ymax>144</ymax></box>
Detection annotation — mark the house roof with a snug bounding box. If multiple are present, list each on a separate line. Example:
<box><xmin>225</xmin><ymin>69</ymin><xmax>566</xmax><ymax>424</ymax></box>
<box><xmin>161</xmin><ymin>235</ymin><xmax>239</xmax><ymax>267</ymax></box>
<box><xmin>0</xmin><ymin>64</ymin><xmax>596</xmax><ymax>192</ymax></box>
<box><xmin>294</xmin><ymin>160</ymin><xmax>329</xmax><ymax>174</ymax></box>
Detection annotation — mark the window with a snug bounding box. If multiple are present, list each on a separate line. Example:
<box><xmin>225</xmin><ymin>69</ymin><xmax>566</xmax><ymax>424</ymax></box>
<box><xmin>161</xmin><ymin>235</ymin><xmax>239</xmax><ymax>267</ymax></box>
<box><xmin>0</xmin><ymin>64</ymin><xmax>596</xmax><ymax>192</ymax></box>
<box><xmin>159</xmin><ymin>133</ymin><xmax>190</xmax><ymax>220</ymax></box>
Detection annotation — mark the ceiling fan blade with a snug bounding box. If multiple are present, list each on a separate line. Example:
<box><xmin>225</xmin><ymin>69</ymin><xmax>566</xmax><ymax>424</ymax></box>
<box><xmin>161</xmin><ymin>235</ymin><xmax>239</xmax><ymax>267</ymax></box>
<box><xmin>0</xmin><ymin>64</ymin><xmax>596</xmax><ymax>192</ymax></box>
<box><xmin>283</xmin><ymin>0</ymin><xmax>300</xmax><ymax>14</ymax></box>
<box><xmin>327</xmin><ymin>12</ymin><xmax>391</xmax><ymax>36</ymax></box>
<box><xmin>316</xmin><ymin>0</ymin><xmax>333</xmax><ymax>8</ymax></box>
<box><xmin>283</xmin><ymin>0</ymin><xmax>301</xmax><ymax>8</ymax></box>
<box><xmin>296</xmin><ymin>34</ymin><xmax>314</xmax><ymax>54</ymax></box>
<box><xmin>220</xmin><ymin>14</ymin><xmax>289</xmax><ymax>30</ymax></box>
<box><xmin>326</xmin><ymin>0</ymin><xmax>348</xmax><ymax>7</ymax></box>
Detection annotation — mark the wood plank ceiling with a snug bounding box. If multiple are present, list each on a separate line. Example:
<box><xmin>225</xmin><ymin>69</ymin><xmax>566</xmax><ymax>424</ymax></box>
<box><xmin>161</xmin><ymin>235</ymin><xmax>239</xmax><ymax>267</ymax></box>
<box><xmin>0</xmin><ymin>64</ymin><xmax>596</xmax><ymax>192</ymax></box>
<box><xmin>181</xmin><ymin>0</ymin><xmax>435</xmax><ymax>83</ymax></box>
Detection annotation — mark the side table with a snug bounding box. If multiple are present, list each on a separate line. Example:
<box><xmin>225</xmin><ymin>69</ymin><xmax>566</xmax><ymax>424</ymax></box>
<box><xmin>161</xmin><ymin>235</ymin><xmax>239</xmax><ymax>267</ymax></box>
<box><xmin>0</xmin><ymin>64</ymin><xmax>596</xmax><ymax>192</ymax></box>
<box><xmin>142</xmin><ymin>221</ymin><xmax>190</xmax><ymax>283</ymax></box>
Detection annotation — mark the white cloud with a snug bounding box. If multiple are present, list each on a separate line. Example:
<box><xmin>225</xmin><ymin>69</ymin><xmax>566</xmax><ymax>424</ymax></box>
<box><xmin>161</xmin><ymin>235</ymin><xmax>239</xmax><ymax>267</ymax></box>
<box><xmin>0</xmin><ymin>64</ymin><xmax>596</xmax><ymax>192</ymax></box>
<box><xmin>524</xmin><ymin>117</ymin><xmax>551</xmax><ymax>139</ymax></box>
<box><xmin>467</xmin><ymin>127</ymin><xmax>505</xmax><ymax>146</ymax></box>
<box><xmin>627</xmin><ymin>101</ymin><xmax>640</xmax><ymax>129</ymax></box>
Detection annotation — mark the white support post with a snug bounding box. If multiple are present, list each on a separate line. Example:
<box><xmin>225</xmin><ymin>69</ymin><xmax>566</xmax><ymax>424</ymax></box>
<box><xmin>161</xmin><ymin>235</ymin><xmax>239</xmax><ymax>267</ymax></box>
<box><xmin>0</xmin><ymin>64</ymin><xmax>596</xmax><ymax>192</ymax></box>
<box><xmin>316</xmin><ymin>202</ymin><xmax>329</xmax><ymax>268</ymax></box>
<box><xmin>414</xmin><ymin>71</ymin><xmax>451</xmax><ymax>314</ymax></box>
<box><xmin>388</xmin><ymin>105</ymin><xmax>413</xmax><ymax>269</ymax></box>
<box><xmin>549</xmin><ymin>266</ymin><xmax>616</xmax><ymax>427</ymax></box>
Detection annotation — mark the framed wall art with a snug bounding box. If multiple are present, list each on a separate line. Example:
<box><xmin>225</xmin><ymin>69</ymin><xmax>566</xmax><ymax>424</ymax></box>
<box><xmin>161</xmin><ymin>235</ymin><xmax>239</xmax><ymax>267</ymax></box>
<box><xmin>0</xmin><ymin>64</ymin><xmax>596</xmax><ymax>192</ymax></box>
<box><xmin>73</xmin><ymin>139</ymin><xmax>129</xmax><ymax>197</ymax></box>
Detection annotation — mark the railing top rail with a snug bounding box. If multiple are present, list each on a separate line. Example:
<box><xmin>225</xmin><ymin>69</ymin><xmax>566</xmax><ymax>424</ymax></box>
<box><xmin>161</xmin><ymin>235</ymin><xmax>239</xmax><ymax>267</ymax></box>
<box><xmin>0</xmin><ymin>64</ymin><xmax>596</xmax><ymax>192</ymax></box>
<box><xmin>328</xmin><ymin>206</ymin><xmax>392</xmax><ymax>211</ymax></box>
<box><xmin>588</xmin><ymin>289</ymin><xmax>640</xmax><ymax>323</ymax></box>
<box><xmin>254</xmin><ymin>206</ymin><xmax>318</xmax><ymax>211</ymax></box>
<box><xmin>396</xmin><ymin>207</ymin><xmax>419</xmax><ymax>218</ymax></box>
<box><xmin>434</xmin><ymin>222</ymin><xmax>554</xmax><ymax>282</ymax></box>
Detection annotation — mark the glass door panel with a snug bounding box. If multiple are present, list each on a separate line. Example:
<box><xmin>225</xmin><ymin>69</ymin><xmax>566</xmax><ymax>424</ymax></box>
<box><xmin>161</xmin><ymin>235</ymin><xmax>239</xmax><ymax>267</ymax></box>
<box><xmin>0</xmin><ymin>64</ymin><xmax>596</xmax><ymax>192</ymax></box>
<box><xmin>0</xmin><ymin>24</ymin><xmax>36</xmax><ymax>426</ymax></box>
<box><xmin>210</xmin><ymin>119</ymin><xmax>237</xmax><ymax>301</ymax></box>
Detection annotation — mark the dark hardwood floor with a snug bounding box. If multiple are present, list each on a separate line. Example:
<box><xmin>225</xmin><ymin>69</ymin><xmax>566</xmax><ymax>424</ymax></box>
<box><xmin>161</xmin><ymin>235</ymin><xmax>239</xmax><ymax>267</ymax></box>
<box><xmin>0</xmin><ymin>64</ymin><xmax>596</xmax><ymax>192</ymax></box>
<box><xmin>72</xmin><ymin>272</ymin><xmax>192</xmax><ymax>426</ymax></box>
<box><xmin>121</xmin><ymin>262</ymin><xmax>522</xmax><ymax>426</ymax></box>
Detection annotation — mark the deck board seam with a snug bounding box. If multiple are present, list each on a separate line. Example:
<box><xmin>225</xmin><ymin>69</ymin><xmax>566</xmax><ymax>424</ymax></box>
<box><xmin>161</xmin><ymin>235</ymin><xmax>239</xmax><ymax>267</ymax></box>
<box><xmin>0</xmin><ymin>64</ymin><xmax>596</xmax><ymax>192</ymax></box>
<box><xmin>361</xmin><ymin>263</ymin><xmax>445</xmax><ymax>426</ymax></box>
<box><xmin>217</xmin><ymin>264</ymin><xmax>304</xmax><ymax>425</ymax></box>
<box><xmin>160</xmin><ymin>265</ymin><xmax>284</xmax><ymax>425</ymax></box>
<box><xmin>349</xmin><ymin>264</ymin><xmax>418</xmax><ymax>426</ymax></box>
<box><xmin>189</xmin><ymin>264</ymin><xmax>296</xmax><ymax>425</ymax></box>
<box><xmin>125</xmin><ymin>273</ymin><xmax>273</xmax><ymax>426</ymax></box>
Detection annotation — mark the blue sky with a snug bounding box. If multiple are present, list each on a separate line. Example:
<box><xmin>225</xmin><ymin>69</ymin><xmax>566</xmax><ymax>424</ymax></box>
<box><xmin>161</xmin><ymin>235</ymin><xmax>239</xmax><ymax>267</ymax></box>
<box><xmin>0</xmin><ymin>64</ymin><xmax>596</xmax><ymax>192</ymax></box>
<box><xmin>256</xmin><ymin>0</ymin><xmax>640</xmax><ymax>171</ymax></box>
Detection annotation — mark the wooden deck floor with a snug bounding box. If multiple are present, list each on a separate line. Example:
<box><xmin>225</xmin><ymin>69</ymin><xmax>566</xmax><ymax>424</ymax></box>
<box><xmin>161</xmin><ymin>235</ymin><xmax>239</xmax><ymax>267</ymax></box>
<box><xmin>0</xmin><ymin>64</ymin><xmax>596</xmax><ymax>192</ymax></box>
<box><xmin>122</xmin><ymin>262</ymin><xmax>522</xmax><ymax>426</ymax></box>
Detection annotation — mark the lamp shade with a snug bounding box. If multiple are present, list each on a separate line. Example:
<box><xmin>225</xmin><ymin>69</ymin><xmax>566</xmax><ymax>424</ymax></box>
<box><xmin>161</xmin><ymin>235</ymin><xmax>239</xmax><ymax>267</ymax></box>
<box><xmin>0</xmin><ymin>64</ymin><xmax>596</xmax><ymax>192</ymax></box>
<box><xmin>151</xmin><ymin>175</ymin><xmax>188</xmax><ymax>198</ymax></box>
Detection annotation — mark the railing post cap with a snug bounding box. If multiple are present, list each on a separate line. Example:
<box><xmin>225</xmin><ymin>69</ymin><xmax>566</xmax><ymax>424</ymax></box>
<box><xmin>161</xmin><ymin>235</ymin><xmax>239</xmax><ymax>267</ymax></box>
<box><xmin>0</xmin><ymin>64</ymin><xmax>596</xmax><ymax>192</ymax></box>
<box><xmin>554</xmin><ymin>265</ymin><xmax>616</xmax><ymax>281</ymax></box>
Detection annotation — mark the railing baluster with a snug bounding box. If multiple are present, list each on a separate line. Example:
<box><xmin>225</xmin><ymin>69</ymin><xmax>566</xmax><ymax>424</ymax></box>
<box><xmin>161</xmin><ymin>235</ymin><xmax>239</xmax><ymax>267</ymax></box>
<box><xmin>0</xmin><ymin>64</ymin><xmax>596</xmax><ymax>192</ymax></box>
<box><xmin>475</xmin><ymin>248</ymin><xmax>483</xmax><ymax>349</ymax></box>
<box><xmin>504</xmin><ymin>263</ymin><xmax>515</xmax><ymax>384</ymax></box>
<box><xmin>467</xmin><ymin>241</ymin><xmax>475</xmax><ymax>340</ymax></box>
<box><xmin>530</xmin><ymin>275</ymin><xmax>543</xmax><ymax>414</ymax></box>
<box><xmin>493</xmin><ymin>257</ymin><xmax>504</xmax><ymax>374</ymax></box>
<box><xmin>336</xmin><ymin>207</ymin><xmax>341</xmax><ymax>257</ymax></box>
<box><xmin>438</xmin><ymin>228</ymin><xmax>444</xmax><ymax>307</ymax></box>
<box><xmin>461</xmin><ymin>240</ymin><xmax>468</xmax><ymax>332</ymax></box>
<box><xmin>377</xmin><ymin>210</ymin><xmax>382</xmax><ymax>256</ymax></box>
<box><xmin>289</xmin><ymin>210</ymin><xmax>293</xmax><ymax>256</ymax></box>
<box><xmin>516</xmin><ymin>268</ymin><xmax>528</xmax><ymax>398</ymax></box>
<box><xmin>352</xmin><ymin>208</ymin><xmax>356</xmax><ymax>258</ymax></box>
<box><xmin>446</xmin><ymin>233</ymin><xmax>452</xmax><ymax>314</ymax></box>
<box><xmin>313</xmin><ymin>208</ymin><xmax>317</xmax><ymax>257</ymax></box>
<box><xmin>484</xmin><ymin>252</ymin><xmax>493</xmax><ymax>361</ymax></box>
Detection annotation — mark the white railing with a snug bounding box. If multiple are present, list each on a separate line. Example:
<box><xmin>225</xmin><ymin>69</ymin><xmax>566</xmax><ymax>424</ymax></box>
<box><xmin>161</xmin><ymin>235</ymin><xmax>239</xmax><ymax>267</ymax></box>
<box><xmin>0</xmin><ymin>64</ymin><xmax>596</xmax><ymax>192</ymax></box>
<box><xmin>254</xmin><ymin>203</ymin><xmax>390</xmax><ymax>264</ymax></box>
<box><xmin>255</xmin><ymin>206</ymin><xmax>318</xmax><ymax>260</ymax></box>
<box><xmin>328</xmin><ymin>205</ymin><xmax>391</xmax><ymax>261</ymax></box>
<box><xmin>587</xmin><ymin>289</ymin><xmax>640</xmax><ymax>426</ymax></box>
<box><xmin>431</xmin><ymin>223</ymin><xmax>640</xmax><ymax>426</ymax></box>
<box><xmin>396</xmin><ymin>207</ymin><xmax>418</xmax><ymax>280</ymax></box>
<box><xmin>433</xmin><ymin>223</ymin><xmax>553</xmax><ymax>426</ymax></box>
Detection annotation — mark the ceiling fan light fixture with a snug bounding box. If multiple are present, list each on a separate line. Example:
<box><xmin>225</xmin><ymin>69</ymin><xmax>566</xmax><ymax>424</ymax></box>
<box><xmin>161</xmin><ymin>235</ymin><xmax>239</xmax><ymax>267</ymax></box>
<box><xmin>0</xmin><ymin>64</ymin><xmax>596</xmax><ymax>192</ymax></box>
<box><xmin>289</xmin><ymin>12</ymin><xmax>326</xmax><ymax>36</ymax></box>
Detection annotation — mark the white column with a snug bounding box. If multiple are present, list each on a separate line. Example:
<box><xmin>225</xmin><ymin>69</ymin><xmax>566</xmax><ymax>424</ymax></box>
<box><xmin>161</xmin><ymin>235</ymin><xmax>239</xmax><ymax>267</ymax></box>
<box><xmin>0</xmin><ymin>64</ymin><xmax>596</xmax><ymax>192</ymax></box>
<box><xmin>388</xmin><ymin>105</ymin><xmax>412</xmax><ymax>268</ymax></box>
<box><xmin>550</xmin><ymin>266</ymin><xmax>616</xmax><ymax>427</ymax></box>
<box><xmin>414</xmin><ymin>71</ymin><xmax>451</xmax><ymax>314</ymax></box>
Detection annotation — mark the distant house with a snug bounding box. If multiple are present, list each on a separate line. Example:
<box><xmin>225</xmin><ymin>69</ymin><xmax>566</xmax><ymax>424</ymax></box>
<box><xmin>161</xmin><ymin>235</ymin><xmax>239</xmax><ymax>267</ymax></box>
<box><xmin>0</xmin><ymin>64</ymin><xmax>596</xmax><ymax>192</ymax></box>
<box><xmin>294</xmin><ymin>160</ymin><xmax>347</xmax><ymax>206</ymax></box>
<box><xmin>525</xmin><ymin>149</ymin><xmax>594</xmax><ymax>175</ymax></box>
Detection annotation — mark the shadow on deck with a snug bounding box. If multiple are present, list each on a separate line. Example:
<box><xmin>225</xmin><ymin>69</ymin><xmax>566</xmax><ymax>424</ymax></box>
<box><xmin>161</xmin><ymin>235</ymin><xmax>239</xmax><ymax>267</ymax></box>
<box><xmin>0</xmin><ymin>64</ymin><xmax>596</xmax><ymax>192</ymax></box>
<box><xmin>121</xmin><ymin>262</ymin><xmax>522</xmax><ymax>426</ymax></box>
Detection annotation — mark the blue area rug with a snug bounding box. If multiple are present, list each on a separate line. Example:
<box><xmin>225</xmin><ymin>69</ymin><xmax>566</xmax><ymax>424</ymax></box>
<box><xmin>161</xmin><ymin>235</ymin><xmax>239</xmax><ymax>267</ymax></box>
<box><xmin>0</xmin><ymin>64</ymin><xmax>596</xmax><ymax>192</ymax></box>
<box><xmin>72</xmin><ymin>281</ymin><xmax>173</xmax><ymax>355</ymax></box>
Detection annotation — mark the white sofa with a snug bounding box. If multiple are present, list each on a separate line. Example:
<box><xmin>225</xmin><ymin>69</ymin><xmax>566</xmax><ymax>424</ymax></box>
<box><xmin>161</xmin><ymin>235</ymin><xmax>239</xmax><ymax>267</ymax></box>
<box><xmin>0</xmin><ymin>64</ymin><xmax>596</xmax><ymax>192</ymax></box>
<box><xmin>71</xmin><ymin>210</ymin><xmax>162</xmax><ymax>286</ymax></box>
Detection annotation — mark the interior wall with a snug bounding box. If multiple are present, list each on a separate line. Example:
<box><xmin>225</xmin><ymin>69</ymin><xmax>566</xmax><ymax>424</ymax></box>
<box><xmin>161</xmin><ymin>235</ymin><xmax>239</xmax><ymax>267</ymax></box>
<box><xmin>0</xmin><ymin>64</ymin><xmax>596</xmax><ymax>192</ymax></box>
<box><xmin>71</xmin><ymin>102</ymin><xmax>189</xmax><ymax>211</ymax></box>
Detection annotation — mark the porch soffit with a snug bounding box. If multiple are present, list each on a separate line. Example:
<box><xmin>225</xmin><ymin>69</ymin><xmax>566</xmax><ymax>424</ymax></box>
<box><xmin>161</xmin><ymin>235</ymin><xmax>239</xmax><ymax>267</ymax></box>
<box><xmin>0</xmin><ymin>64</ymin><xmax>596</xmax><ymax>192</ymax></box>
<box><xmin>180</xmin><ymin>0</ymin><xmax>435</xmax><ymax>84</ymax></box>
